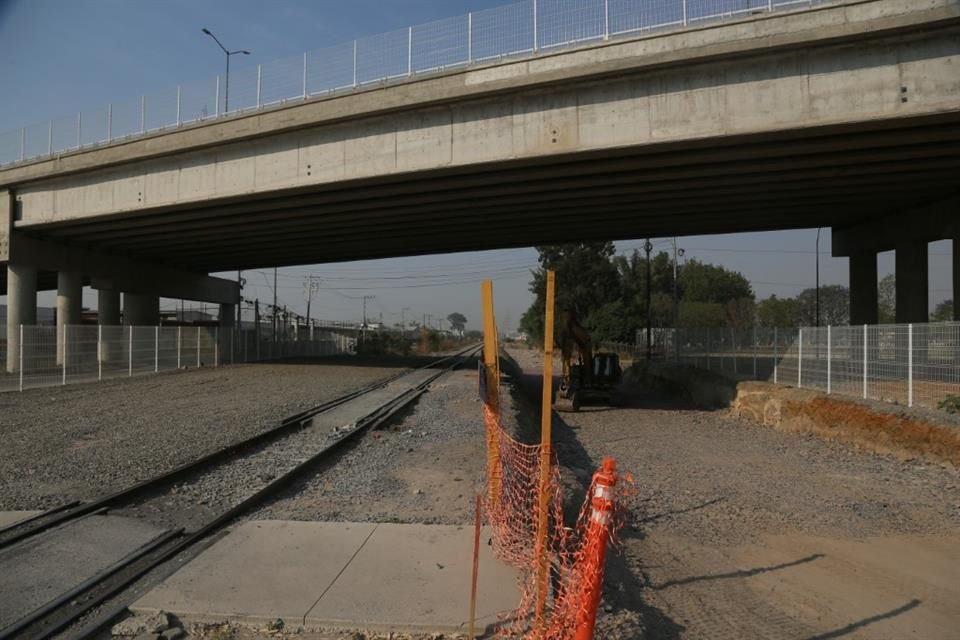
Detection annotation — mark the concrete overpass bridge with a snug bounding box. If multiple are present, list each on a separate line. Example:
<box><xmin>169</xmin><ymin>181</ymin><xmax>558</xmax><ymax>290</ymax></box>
<box><xmin>1</xmin><ymin>0</ymin><xmax>959</xmax><ymax>371</ymax></box>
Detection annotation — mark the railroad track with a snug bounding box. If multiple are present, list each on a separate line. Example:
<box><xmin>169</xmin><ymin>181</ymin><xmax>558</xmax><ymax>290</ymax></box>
<box><xmin>0</xmin><ymin>346</ymin><xmax>479</xmax><ymax>640</ymax></box>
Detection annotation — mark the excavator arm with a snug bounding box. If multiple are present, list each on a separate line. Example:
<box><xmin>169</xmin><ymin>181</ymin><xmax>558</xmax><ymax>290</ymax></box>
<box><xmin>557</xmin><ymin>310</ymin><xmax>593</xmax><ymax>386</ymax></box>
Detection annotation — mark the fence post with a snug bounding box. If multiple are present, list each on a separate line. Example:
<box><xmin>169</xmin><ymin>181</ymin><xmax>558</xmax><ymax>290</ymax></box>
<box><xmin>62</xmin><ymin>324</ymin><xmax>67</xmax><ymax>386</ymax></box>
<box><xmin>604</xmin><ymin>0</ymin><xmax>610</xmax><ymax>39</ymax></box>
<box><xmin>302</xmin><ymin>51</ymin><xmax>308</xmax><ymax>99</ymax></box>
<box><xmin>48</xmin><ymin>120</ymin><xmax>54</xmax><ymax>154</ymax></box>
<box><xmin>731</xmin><ymin>327</ymin><xmax>737</xmax><ymax>375</ymax></box>
<box><xmin>683</xmin><ymin>0</ymin><xmax>688</xmax><ymax>26</ymax></box>
<box><xmin>353</xmin><ymin>40</ymin><xmax>358</xmax><ymax>87</ymax></box>
<box><xmin>827</xmin><ymin>325</ymin><xmax>832</xmax><ymax>394</ymax></box>
<box><xmin>773</xmin><ymin>327</ymin><xmax>778</xmax><ymax>384</ymax></box>
<box><xmin>19</xmin><ymin>324</ymin><xmax>24</xmax><ymax>392</ymax></box>
<box><xmin>908</xmin><ymin>323</ymin><xmax>913</xmax><ymax>408</ymax></box>
<box><xmin>256</xmin><ymin>64</ymin><xmax>262</xmax><ymax>109</ymax></box>
<box><xmin>19</xmin><ymin>127</ymin><xmax>25</xmax><ymax>161</ymax></box>
<box><xmin>215</xmin><ymin>327</ymin><xmax>219</xmax><ymax>367</ymax></box>
<box><xmin>140</xmin><ymin>95</ymin><xmax>146</xmax><ymax>133</ymax></box>
<box><xmin>533</xmin><ymin>0</ymin><xmax>538</xmax><ymax>51</ymax></box>
<box><xmin>155</xmin><ymin>326</ymin><xmax>160</xmax><ymax>373</ymax></box>
<box><xmin>467</xmin><ymin>12</ymin><xmax>473</xmax><ymax>62</ymax></box>
<box><xmin>215</xmin><ymin>76</ymin><xmax>221</xmax><ymax>117</ymax></box>
<box><xmin>197</xmin><ymin>326</ymin><xmax>201</xmax><ymax>367</ymax></box>
<box><xmin>752</xmin><ymin>326</ymin><xmax>757</xmax><ymax>379</ymax></box>
<box><xmin>408</xmin><ymin>26</ymin><xmax>413</xmax><ymax>76</ymax></box>
<box><xmin>98</xmin><ymin>324</ymin><xmax>103</xmax><ymax>382</ymax></box>
<box><xmin>230</xmin><ymin>329</ymin><xmax>235</xmax><ymax>366</ymax></box>
<box><xmin>76</xmin><ymin>112</ymin><xmax>82</xmax><ymax>148</ymax></box>
<box><xmin>798</xmin><ymin>328</ymin><xmax>803</xmax><ymax>388</ymax></box>
<box><xmin>862</xmin><ymin>324</ymin><xmax>868</xmax><ymax>399</ymax></box>
<box><xmin>176</xmin><ymin>85</ymin><xmax>182</xmax><ymax>126</ymax></box>
<box><xmin>128</xmin><ymin>326</ymin><xmax>133</xmax><ymax>377</ymax></box>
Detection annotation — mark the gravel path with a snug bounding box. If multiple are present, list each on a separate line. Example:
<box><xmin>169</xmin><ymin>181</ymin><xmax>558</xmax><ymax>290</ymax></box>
<box><xmin>505</xmin><ymin>346</ymin><xmax>960</xmax><ymax>640</ymax></box>
<box><xmin>0</xmin><ymin>359</ymin><xmax>406</xmax><ymax>510</ymax></box>
<box><xmin>253</xmin><ymin>368</ymin><xmax>487</xmax><ymax>525</ymax></box>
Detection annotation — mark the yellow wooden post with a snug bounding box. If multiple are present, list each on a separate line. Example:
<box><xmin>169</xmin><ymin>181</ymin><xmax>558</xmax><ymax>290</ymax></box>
<box><xmin>481</xmin><ymin>280</ymin><xmax>502</xmax><ymax>508</ymax></box>
<box><xmin>535</xmin><ymin>270</ymin><xmax>556</xmax><ymax>627</ymax></box>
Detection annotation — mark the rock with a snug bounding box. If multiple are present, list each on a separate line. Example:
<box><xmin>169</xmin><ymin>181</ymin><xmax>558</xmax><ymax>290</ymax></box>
<box><xmin>112</xmin><ymin>612</ymin><xmax>169</xmax><ymax>636</ymax></box>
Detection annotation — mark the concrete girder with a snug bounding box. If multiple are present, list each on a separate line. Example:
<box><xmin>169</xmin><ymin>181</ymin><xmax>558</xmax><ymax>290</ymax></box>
<box><xmin>6</xmin><ymin>233</ymin><xmax>239</xmax><ymax>305</ymax></box>
<box><xmin>832</xmin><ymin>195</ymin><xmax>960</xmax><ymax>257</ymax></box>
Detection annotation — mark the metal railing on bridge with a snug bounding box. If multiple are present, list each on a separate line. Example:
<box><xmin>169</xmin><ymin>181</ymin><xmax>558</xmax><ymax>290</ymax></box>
<box><xmin>0</xmin><ymin>0</ymin><xmax>829</xmax><ymax>167</ymax></box>
<box><xmin>0</xmin><ymin>324</ymin><xmax>357</xmax><ymax>393</ymax></box>
<box><xmin>608</xmin><ymin>322</ymin><xmax>960</xmax><ymax>410</ymax></box>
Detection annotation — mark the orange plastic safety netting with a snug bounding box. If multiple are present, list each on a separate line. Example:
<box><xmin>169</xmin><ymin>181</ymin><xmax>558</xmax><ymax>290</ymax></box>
<box><xmin>481</xmin><ymin>397</ymin><xmax>635</xmax><ymax>639</ymax></box>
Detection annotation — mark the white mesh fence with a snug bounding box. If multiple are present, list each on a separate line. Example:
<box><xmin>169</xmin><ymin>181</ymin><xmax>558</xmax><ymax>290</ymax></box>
<box><xmin>0</xmin><ymin>325</ymin><xmax>356</xmax><ymax>394</ymax></box>
<box><xmin>0</xmin><ymin>0</ymin><xmax>831</xmax><ymax>166</ymax></box>
<box><xmin>674</xmin><ymin>322</ymin><xmax>960</xmax><ymax>410</ymax></box>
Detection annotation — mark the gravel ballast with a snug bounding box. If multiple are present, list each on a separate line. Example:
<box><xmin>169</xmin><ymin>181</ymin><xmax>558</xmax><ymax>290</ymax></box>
<box><xmin>0</xmin><ymin>359</ymin><xmax>406</xmax><ymax>510</ymax></box>
<box><xmin>253</xmin><ymin>369</ymin><xmax>488</xmax><ymax>525</ymax></box>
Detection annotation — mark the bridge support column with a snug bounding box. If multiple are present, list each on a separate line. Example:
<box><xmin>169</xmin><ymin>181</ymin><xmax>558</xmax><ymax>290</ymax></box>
<box><xmin>56</xmin><ymin>271</ymin><xmax>83</xmax><ymax>365</ymax></box>
<box><xmin>98</xmin><ymin>289</ymin><xmax>121</xmax><ymax>325</ymax></box>
<box><xmin>895</xmin><ymin>241</ymin><xmax>928</xmax><ymax>324</ymax></box>
<box><xmin>124</xmin><ymin>292</ymin><xmax>159</xmax><ymax>326</ymax></box>
<box><xmin>6</xmin><ymin>264</ymin><xmax>37</xmax><ymax>373</ymax></box>
<box><xmin>849</xmin><ymin>252</ymin><xmax>878</xmax><ymax>326</ymax></box>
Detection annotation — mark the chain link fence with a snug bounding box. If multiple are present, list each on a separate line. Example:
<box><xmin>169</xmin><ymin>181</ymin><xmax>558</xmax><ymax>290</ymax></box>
<box><xmin>0</xmin><ymin>0</ymin><xmax>830</xmax><ymax>166</ymax></box>
<box><xmin>669</xmin><ymin>322</ymin><xmax>960</xmax><ymax>410</ymax></box>
<box><xmin>0</xmin><ymin>324</ymin><xmax>357</xmax><ymax>394</ymax></box>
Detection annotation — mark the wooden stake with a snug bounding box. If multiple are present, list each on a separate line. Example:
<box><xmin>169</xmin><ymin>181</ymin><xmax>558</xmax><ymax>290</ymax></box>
<box><xmin>469</xmin><ymin>495</ymin><xmax>482</xmax><ymax>638</ymax></box>
<box><xmin>535</xmin><ymin>270</ymin><xmax>556</xmax><ymax>627</ymax></box>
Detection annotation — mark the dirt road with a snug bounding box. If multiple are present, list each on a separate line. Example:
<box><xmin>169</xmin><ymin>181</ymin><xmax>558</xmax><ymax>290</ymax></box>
<box><xmin>507</xmin><ymin>347</ymin><xmax>960</xmax><ymax>640</ymax></box>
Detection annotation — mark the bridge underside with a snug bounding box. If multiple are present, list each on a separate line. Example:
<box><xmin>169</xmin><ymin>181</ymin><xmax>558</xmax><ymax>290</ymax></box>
<box><xmin>8</xmin><ymin>111</ymin><xmax>958</xmax><ymax>281</ymax></box>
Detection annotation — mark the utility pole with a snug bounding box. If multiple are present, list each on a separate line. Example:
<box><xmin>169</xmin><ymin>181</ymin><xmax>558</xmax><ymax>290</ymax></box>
<box><xmin>272</xmin><ymin>267</ymin><xmax>278</xmax><ymax>343</ymax></box>
<box><xmin>361</xmin><ymin>295</ymin><xmax>375</xmax><ymax>346</ymax></box>
<box><xmin>672</xmin><ymin>238</ymin><xmax>684</xmax><ymax>363</ymax></box>
<box><xmin>401</xmin><ymin>307</ymin><xmax>411</xmax><ymax>336</ymax></box>
<box><xmin>645</xmin><ymin>238</ymin><xmax>653</xmax><ymax>360</ymax></box>
<box><xmin>815</xmin><ymin>228</ymin><xmax>821</xmax><ymax>328</ymax></box>
<box><xmin>304</xmin><ymin>275</ymin><xmax>319</xmax><ymax>329</ymax></box>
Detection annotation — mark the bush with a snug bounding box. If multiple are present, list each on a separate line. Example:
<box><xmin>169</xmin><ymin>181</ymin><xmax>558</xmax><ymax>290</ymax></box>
<box><xmin>938</xmin><ymin>395</ymin><xmax>960</xmax><ymax>415</ymax></box>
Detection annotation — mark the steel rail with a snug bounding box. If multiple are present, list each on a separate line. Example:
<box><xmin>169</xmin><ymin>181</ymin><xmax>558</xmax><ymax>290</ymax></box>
<box><xmin>0</xmin><ymin>348</ymin><xmax>474</xmax><ymax>551</ymax></box>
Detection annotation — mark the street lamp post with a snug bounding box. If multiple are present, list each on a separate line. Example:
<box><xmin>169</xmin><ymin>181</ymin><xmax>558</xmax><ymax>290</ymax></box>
<box><xmin>202</xmin><ymin>28</ymin><xmax>250</xmax><ymax>114</ymax></box>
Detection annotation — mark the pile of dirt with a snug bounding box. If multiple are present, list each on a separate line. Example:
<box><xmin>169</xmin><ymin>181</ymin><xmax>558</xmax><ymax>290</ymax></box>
<box><xmin>735</xmin><ymin>382</ymin><xmax>960</xmax><ymax>466</ymax></box>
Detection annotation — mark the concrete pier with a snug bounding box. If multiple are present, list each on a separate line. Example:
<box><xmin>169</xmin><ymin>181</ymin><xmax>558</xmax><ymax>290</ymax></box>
<box><xmin>124</xmin><ymin>293</ymin><xmax>159</xmax><ymax>326</ymax></box>
<box><xmin>56</xmin><ymin>271</ymin><xmax>83</xmax><ymax>364</ymax></box>
<box><xmin>98</xmin><ymin>289</ymin><xmax>121</xmax><ymax>325</ymax></box>
<box><xmin>896</xmin><ymin>241</ymin><xmax>929</xmax><ymax>324</ymax></box>
<box><xmin>849</xmin><ymin>252</ymin><xmax>878</xmax><ymax>326</ymax></box>
<box><xmin>5</xmin><ymin>264</ymin><xmax>37</xmax><ymax>373</ymax></box>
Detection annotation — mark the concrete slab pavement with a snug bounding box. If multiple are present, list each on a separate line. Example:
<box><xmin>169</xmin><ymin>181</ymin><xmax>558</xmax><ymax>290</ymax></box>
<box><xmin>133</xmin><ymin>520</ymin><xmax>520</xmax><ymax>634</ymax></box>
<box><xmin>0</xmin><ymin>513</ymin><xmax>167</xmax><ymax>627</ymax></box>
<box><xmin>0</xmin><ymin>510</ymin><xmax>42</xmax><ymax>529</ymax></box>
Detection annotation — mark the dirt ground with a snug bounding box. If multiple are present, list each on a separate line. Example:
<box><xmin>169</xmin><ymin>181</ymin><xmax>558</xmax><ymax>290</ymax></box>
<box><xmin>507</xmin><ymin>346</ymin><xmax>960</xmax><ymax>640</ymax></box>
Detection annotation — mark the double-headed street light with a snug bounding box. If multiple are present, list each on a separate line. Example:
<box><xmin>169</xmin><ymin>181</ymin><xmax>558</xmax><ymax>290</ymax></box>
<box><xmin>201</xmin><ymin>28</ymin><xmax>250</xmax><ymax>113</ymax></box>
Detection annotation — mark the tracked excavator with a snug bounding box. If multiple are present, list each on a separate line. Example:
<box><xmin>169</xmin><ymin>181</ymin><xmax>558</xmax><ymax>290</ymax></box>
<box><xmin>554</xmin><ymin>310</ymin><xmax>622</xmax><ymax>412</ymax></box>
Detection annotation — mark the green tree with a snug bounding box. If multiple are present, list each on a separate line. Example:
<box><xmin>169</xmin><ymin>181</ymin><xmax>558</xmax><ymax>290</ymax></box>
<box><xmin>756</xmin><ymin>295</ymin><xmax>804</xmax><ymax>327</ymax></box>
<box><xmin>878</xmin><ymin>274</ymin><xmax>896</xmax><ymax>324</ymax></box>
<box><xmin>931</xmin><ymin>300</ymin><xmax>954</xmax><ymax>322</ymax></box>
<box><xmin>678</xmin><ymin>259</ymin><xmax>753</xmax><ymax>305</ymax></box>
<box><xmin>796</xmin><ymin>285</ymin><xmax>850</xmax><ymax>326</ymax></box>
<box><xmin>519</xmin><ymin>243</ymin><xmax>620</xmax><ymax>344</ymax></box>
<box><xmin>447</xmin><ymin>312</ymin><xmax>467</xmax><ymax>333</ymax></box>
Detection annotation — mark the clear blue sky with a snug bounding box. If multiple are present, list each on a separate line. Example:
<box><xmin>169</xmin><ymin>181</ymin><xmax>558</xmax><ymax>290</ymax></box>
<box><xmin>1</xmin><ymin>1</ymin><xmax>952</xmax><ymax>329</ymax></box>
